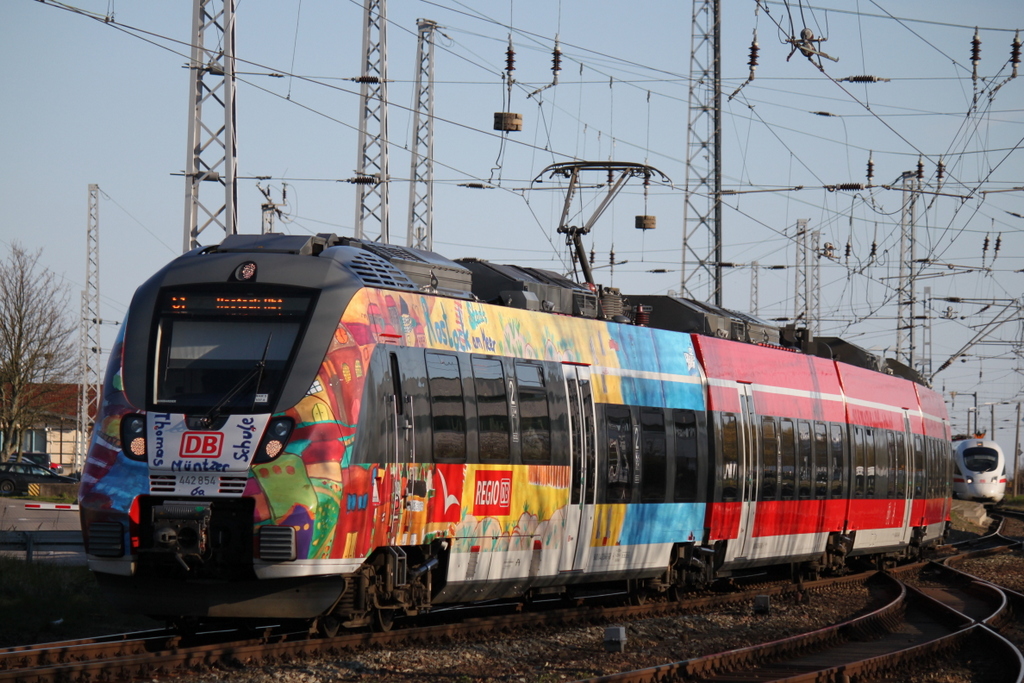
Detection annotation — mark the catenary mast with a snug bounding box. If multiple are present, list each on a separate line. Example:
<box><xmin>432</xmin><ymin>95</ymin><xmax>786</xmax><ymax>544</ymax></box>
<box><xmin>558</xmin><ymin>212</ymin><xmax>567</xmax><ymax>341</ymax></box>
<box><xmin>182</xmin><ymin>0</ymin><xmax>238</xmax><ymax>252</ymax></box>
<box><xmin>354</xmin><ymin>0</ymin><xmax>390</xmax><ymax>244</ymax></box>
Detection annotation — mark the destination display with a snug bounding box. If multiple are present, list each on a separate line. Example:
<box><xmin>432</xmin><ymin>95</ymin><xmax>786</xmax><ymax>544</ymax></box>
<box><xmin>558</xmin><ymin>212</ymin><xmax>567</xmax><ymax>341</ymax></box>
<box><xmin>162</xmin><ymin>292</ymin><xmax>311</xmax><ymax>315</ymax></box>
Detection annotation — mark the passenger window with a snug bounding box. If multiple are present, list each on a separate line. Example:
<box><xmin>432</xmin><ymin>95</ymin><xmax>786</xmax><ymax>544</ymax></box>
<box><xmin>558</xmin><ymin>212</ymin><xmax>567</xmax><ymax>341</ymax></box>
<box><xmin>913</xmin><ymin>435</ymin><xmax>924</xmax><ymax>497</ymax></box>
<box><xmin>472</xmin><ymin>357</ymin><xmax>510</xmax><ymax>462</ymax></box>
<box><xmin>797</xmin><ymin>421</ymin><xmax>812</xmax><ymax>498</ymax></box>
<box><xmin>640</xmin><ymin>408</ymin><xmax>667</xmax><ymax>502</ymax></box>
<box><xmin>830</xmin><ymin>424</ymin><xmax>844</xmax><ymax>498</ymax></box>
<box><xmin>865</xmin><ymin>428</ymin><xmax>876</xmax><ymax>497</ymax></box>
<box><xmin>854</xmin><ymin>427</ymin><xmax>865</xmax><ymax>498</ymax></box>
<box><xmin>515</xmin><ymin>361</ymin><xmax>551</xmax><ymax>463</ymax></box>
<box><xmin>760</xmin><ymin>417</ymin><xmax>778</xmax><ymax>501</ymax></box>
<box><xmin>780</xmin><ymin>419</ymin><xmax>796</xmax><ymax>499</ymax></box>
<box><xmin>426</xmin><ymin>352</ymin><xmax>465</xmax><ymax>462</ymax></box>
<box><xmin>814</xmin><ymin>422</ymin><xmax>828</xmax><ymax>498</ymax></box>
<box><xmin>606</xmin><ymin>406</ymin><xmax>632</xmax><ymax>502</ymax></box>
<box><xmin>673</xmin><ymin>410</ymin><xmax>699</xmax><ymax>503</ymax></box>
<box><xmin>720</xmin><ymin>413</ymin><xmax>740</xmax><ymax>501</ymax></box>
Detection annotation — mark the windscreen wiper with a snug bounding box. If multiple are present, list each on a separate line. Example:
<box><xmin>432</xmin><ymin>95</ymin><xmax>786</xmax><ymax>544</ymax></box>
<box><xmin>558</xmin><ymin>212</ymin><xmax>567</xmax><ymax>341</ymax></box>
<box><xmin>199</xmin><ymin>334</ymin><xmax>273</xmax><ymax>427</ymax></box>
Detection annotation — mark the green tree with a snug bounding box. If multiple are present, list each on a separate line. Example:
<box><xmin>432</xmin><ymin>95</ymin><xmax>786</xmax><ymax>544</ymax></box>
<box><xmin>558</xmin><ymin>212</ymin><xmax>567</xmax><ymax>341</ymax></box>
<box><xmin>0</xmin><ymin>244</ymin><xmax>77</xmax><ymax>457</ymax></box>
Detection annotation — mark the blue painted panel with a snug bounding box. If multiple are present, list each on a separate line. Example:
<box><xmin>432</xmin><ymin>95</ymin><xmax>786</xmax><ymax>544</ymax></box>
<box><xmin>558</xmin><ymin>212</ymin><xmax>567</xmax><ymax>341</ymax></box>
<box><xmin>618</xmin><ymin>503</ymin><xmax>706</xmax><ymax>545</ymax></box>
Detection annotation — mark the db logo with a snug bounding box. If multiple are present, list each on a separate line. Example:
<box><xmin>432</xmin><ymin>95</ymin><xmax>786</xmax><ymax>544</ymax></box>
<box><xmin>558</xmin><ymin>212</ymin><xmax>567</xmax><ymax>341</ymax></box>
<box><xmin>473</xmin><ymin>470</ymin><xmax>512</xmax><ymax>517</ymax></box>
<box><xmin>179</xmin><ymin>432</ymin><xmax>224</xmax><ymax>458</ymax></box>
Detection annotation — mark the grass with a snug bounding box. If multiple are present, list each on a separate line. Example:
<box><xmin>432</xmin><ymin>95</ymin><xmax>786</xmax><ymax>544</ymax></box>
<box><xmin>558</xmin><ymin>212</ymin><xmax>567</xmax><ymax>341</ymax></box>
<box><xmin>0</xmin><ymin>556</ymin><xmax>160</xmax><ymax>647</ymax></box>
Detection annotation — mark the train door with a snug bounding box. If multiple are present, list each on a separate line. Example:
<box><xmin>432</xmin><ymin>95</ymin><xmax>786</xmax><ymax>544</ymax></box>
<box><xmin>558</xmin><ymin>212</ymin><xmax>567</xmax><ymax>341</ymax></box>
<box><xmin>385</xmin><ymin>350</ymin><xmax>420</xmax><ymax>546</ymax></box>
<box><xmin>735</xmin><ymin>383</ymin><xmax>760</xmax><ymax>559</ymax></box>
<box><xmin>559</xmin><ymin>364</ymin><xmax>597</xmax><ymax>573</ymax></box>
<box><xmin>897</xmin><ymin>410</ymin><xmax>914</xmax><ymax>545</ymax></box>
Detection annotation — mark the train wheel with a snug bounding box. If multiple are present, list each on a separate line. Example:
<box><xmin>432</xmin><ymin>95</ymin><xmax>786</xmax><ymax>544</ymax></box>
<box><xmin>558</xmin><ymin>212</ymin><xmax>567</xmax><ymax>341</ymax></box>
<box><xmin>316</xmin><ymin>615</ymin><xmax>341</xmax><ymax>638</ymax></box>
<box><xmin>372</xmin><ymin>607</ymin><xmax>395</xmax><ymax>632</ymax></box>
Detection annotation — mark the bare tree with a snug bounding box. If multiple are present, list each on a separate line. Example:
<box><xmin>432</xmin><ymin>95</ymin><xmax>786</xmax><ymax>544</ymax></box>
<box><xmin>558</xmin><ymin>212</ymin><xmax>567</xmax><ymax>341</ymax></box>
<box><xmin>0</xmin><ymin>244</ymin><xmax>77</xmax><ymax>457</ymax></box>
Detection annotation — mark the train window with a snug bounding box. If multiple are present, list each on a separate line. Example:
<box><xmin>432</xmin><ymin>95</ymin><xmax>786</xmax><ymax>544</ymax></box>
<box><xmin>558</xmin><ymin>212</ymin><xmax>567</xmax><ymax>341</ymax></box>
<box><xmin>963</xmin><ymin>446</ymin><xmax>1000</xmax><ymax>472</ymax></box>
<box><xmin>797</xmin><ymin>421</ymin><xmax>812</xmax><ymax>499</ymax></box>
<box><xmin>472</xmin><ymin>357</ymin><xmax>510</xmax><ymax>462</ymax></box>
<box><xmin>894</xmin><ymin>432</ymin><xmax>907</xmax><ymax>497</ymax></box>
<box><xmin>780</xmin><ymin>419</ymin><xmax>796</xmax><ymax>499</ymax></box>
<box><xmin>829</xmin><ymin>424</ymin><xmax>844</xmax><ymax>498</ymax></box>
<box><xmin>760</xmin><ymin>417</ymin><xmax>778</xmax><ymax>501</ymax></box>
<box><xmin>865</xmin><ymin>428</ymin><xmax>876</xmax><ymax>497</ymax></box>
<box><xmin>640</xmin><ymin>408</ymin><xmax>667</xmax><ymax>503</ymax></box>
<box><xmin>720</xmin><ymin>413</ymin><xmax>740</xmax><ymax>501</ymax></box>
<box><xmin>153</xmin><ymin>291</ymin><xmax>313</xmax><ymax>413</ymax></box>
<box><xmin>853</xmin><ymin>427</ymin><xmax>865</xmax><ymax>498</ymax></box>
<box><xmin>515</xmin><ymin>361</ymin><xmax>551</xmax><ymax>463</ymax></box>
<box><xmin>913</xmin><ymin>434</ymin><xmax>924</xmax><ymax>497</ymax></box>
<box><xmin>814</xmin><ymin>422</ymin><xmax>828</xmax><ymax>498</ymax></box>
<box><xmin>426</xmin><ymin>352</ymin><xmax>466</xmax><ymax>462</ymax></box>
<box><xmin>606</xmin><ymin>406</ymin><xmax>632</xmax><ymax>502</ymax></box>
<box><xmin>673</xmin><ymin>410</ymin><xmax>699</xmax><ymax>503</ymax></box>
<box><xmin>885</xmin><ymin>432</ymin><xmax>897</xmax><ymax>498</ymax></box>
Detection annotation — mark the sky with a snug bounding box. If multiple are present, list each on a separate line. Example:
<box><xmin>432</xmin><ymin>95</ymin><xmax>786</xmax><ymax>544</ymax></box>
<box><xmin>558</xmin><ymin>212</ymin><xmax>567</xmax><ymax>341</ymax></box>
<box><xmin>2</xmin><ymin>0</ymin><xmax>1023</xmax><ymax>446</ymax></box>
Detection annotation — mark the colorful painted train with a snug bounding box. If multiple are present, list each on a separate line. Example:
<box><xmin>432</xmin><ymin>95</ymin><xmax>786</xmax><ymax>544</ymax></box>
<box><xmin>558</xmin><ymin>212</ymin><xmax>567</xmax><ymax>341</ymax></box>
<box><xmin>79</xmin><ymin>233</ymin><xmax>953</xmax><ymax>632</ymax></box>
<box><xmin>952</xmin><ymin>438</ymin><xmax>1006</xmax><ymax>504</ymax></box>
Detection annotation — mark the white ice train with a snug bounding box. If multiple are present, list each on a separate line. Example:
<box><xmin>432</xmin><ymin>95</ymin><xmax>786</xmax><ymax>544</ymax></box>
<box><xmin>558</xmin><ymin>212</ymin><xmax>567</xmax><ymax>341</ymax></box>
<box><xmin>952</xmin><ymin>438</ymin><xmax>1006</xmax><ymax>504</ymax></box>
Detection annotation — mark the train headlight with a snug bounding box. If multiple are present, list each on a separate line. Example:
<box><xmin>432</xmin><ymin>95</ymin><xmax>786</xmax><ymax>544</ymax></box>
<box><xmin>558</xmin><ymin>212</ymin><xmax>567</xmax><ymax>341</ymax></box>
<box><xmin>966</xmin><ymin>477</ymin><xmax>973</xmax><ymax>484</ymax></box>
<box><xmin>120</xmin><ymin>414</ymin><xmax>147</xmax><ymax>461</ymax></box>
<box><xmin>233</xmin><ymin>261</ymin><xmax>257</xmax><ymax>281</ymax></box>
<box><xmin>254</xmin><ymin>417</ymin><xmax>294</xmax><ymax>463</ymax></box>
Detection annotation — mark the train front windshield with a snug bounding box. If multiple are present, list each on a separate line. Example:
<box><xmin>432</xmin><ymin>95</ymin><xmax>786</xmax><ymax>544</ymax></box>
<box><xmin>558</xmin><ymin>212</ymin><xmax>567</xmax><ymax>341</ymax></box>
<box><xmin>962</xmin><ymin>446</ymin><xmax>999</xmax><ymax>473</ymax></box>
<box><xmin>152</xmin><ymin>290</ymin><xmax>314</xmax><ymax>413</ymax></box>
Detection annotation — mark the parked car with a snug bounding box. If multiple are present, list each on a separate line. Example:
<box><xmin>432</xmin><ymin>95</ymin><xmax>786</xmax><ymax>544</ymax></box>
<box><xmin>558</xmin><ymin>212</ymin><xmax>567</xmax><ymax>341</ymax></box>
<box><xmin>0</xmin><ymin>461</ymin><xmax>78</xmax><ymax>496</ymax></box>
<box><xmin>7</xmin><ymin>452</ymin><xmax>63</xmax><ymax>474</ymax></box>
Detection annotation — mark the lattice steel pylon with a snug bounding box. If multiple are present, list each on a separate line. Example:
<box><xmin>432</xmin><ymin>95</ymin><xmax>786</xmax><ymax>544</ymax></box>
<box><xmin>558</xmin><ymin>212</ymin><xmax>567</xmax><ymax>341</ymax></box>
<box><xmin>354</xmin><ymin>0</ymin><xmax>390</xmax><ymax>243</ymax></box>
<box><xmin>680</xmin><ymin>0</ymin><xmax>723</xmax><ymax>306</ymax></box>
<box><xmin>407</xmin><ymin>19</ymin><xmax>437</xmax><ymax>251</ymax></box>
<box><xmin>793</xmin><ymin>219</ymin><xmax>820</xmax><ymax>333</ymax></box>
<box><xmin>897</xmin><ymin>171</ymin><xmax>918</xmax><ymax>367</ymax></box>
<box><xmin>182</xmin><ymin>0</ymin><xmax>238</xmax><ymax>252</ymax></box>
<box><xmin>77</xmin><ymin>184</ymin><xmax>102</xmax><ymax>472</ymax></box>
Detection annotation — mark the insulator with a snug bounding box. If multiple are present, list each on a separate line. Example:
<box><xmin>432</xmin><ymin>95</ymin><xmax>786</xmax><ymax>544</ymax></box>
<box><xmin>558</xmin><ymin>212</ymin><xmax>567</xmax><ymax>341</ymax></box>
<box><xmin>842</xmin><ymin>75</ymin><xmax>888</xmax><ymax>83</ymax></box>
<box><xmin>1012</xmin><ymin>31</ymin><xmax>1021</xmax><ymax>76</ymax></box>
<box><xmin>916</xmin><ymin>157</ymin><xmax>924</xmax><ymax>180</ymax></box>
<box><xmin>866</xmin><ymin>154</ymin><xmax>875</xmax><ymax>183</ymax></box>
<box><xmin>937</xmin><ymin>158</ymin><xmax>945</xmax><ymax>182</ymax></box>
<box><xmin>870</xmin><ymin>241</ymin><xmax>877</xmax><ymax>258</ymax></box>
<box><xmin>354</xmin><ymin>75</ymin><xmax>381</xmax><ymax>84</ymax></box>
<box><xmin>812</xmin><ymin>111</ymin><xmax>836</xmax><ymax>117</ymax></box>
<box><xmin>995</xmin><ymin>233</ymin><xmax>1002</xmax><ymax>255</ymax></box>
<box><xmin>971</xmin><ymin>29</ymin><xmax>981</xmax><ymax>65</ymax></box>
<box><xmin>349</xmin><ymin>175</ymin><xmax>376</xmax><ymax>185</ymax></box>
<box><xmin>634</xmin><ymin>304</ymin><xmax>652</xmax><ymax>327</ymax></box>
<box><xmin>983</xmin><ymin>234</ymin><xmax>990</xmax><ymax>254</ymax></box>
<box><xmin>552</xmin><ymin>43</ymin><xmax>562</xmax><ymax>74</ymax></box>
<box><xmin>845</xmin><ymin>241</ymin><xmax>852</xmax><ymax>259</ymax></box>
<box><xmin>833</xmin><ymin>183</ymin><xmax>864</xmax><ymax>191</ymax></box>
<box><xmin>748</xmin><ymin>40</ymin><xmax>760</xmax><ymax>70</ymax></box>
<box><xmin>505</xmin><ymin>37</ymin><xmax>516</xmax><ymax>75</ymax></box>
<box><xmin>590</xmin><ymin>247</ymin><xmax>596</xmax><ymax>264</ymax></box>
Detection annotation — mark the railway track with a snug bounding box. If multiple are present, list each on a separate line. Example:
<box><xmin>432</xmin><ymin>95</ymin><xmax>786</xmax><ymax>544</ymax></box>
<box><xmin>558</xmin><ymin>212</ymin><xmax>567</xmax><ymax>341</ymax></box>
<box><xmin>575</xmin><ymin>558</ymin><xmax>1024</xmax><ymax>683</ymax></box>
<box><xmin>5</xmin><ymin>535</ymin><xmax>1024</xmax><ymax>683</ymax></box>
<box><xmin>0</xmin><ymin>571</ymin><xmax>873</xmax><ymax>683</ymax></box>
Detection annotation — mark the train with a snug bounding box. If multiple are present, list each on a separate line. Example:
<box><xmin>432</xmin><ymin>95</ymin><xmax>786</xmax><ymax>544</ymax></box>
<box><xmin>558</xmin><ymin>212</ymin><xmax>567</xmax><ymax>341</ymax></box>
<box><xmin>952</xmin><ymin>438</ymin><xmax>1006</xmax><ymax>504</ymax></box>
<box><xmin>78</xmin><ymin>231</ymin><xmax>953</xmax><ymax>633</ymax></box>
